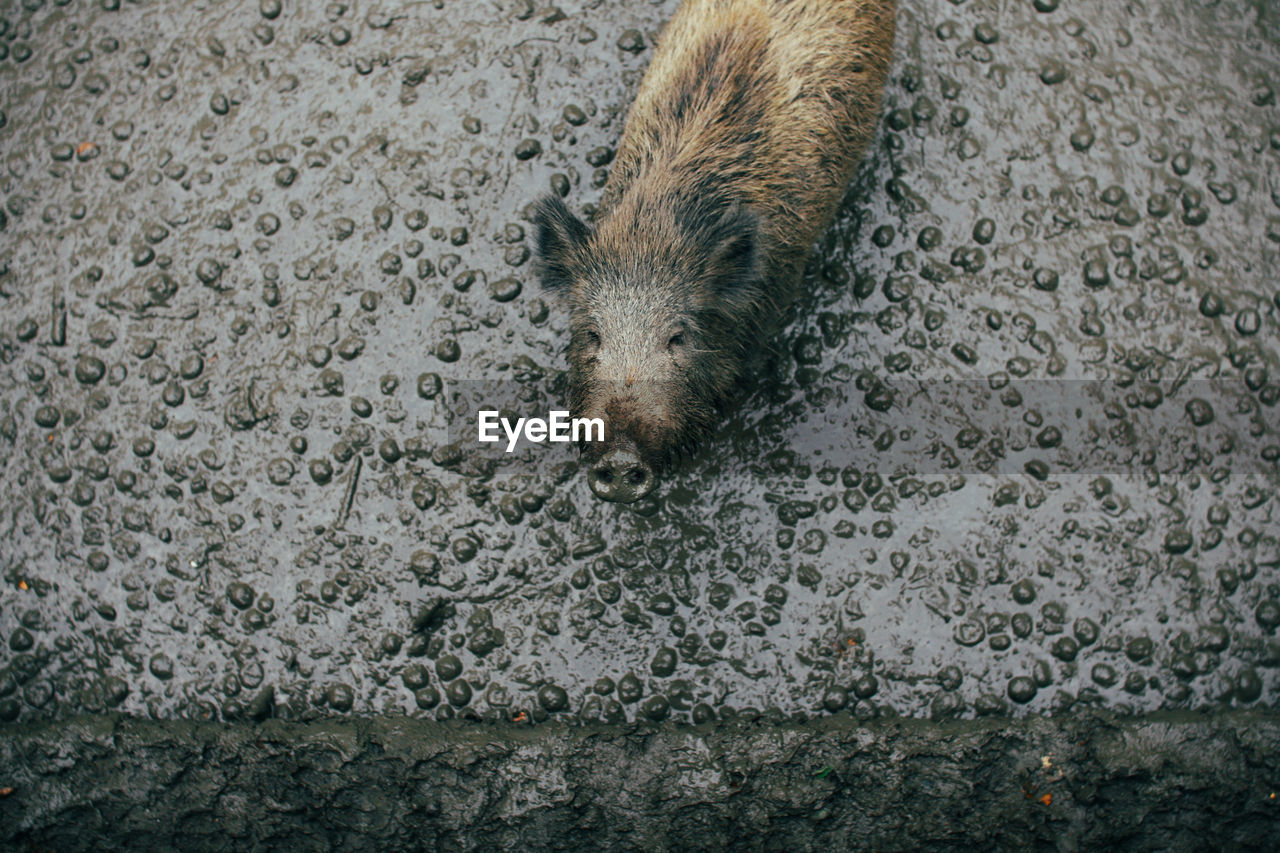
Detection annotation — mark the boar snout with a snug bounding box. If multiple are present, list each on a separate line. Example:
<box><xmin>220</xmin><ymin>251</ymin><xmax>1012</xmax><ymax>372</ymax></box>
<box><xmin>587</xmin><ymin>444</ymin><xmax>656</xmax><ymax>503</ymax></box>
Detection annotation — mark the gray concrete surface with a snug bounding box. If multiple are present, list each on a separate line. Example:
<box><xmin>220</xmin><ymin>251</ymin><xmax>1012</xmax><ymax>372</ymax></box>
<box><xmin>0</xmin><ymin>0</ymin><xmax>1278</xmax><ymax>840</ymax></box>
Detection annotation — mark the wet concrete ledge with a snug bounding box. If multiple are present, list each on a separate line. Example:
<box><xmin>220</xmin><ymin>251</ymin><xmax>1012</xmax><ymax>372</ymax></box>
<box><xmin>3</xmin><ymin>710</ymin><xmax>1279</xmax><ymax>851</ymax></box>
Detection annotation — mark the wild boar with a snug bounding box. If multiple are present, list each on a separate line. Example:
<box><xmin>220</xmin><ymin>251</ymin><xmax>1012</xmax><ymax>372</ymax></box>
<box><xmin>534</xmin><ymin>0</ymin><xmax>897</xmax><ymax>501</ymax></box>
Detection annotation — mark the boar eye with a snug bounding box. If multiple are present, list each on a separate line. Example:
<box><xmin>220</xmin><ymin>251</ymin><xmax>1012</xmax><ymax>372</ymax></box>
<box><xmin>667</xmin><ymin>333</ymin><xmax>685</xmax><ymax>351</ymax></box>
<box><xmin>583</xmin><ymin>329</ymin><xmax>601</xmax><ymax>350</ymax></box>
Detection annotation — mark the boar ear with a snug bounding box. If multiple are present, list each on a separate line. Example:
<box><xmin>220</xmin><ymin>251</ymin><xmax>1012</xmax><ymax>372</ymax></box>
<box><xmin>532</xmin><ymin>196</ymin><xmax>590</xmax><ymax>294</ymax></box>
<box><xmin>704</xmin><ymin>204</ymin><xmax>764</xmax><ymax>295</ymax></box>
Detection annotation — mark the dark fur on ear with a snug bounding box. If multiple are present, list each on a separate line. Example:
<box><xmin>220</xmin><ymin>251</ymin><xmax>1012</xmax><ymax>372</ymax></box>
<box><xmin>681</xmin><ymin>200</ymin><xmax>766</xmax><ymax>297</ymax></box>
<box><xmin>707</xmin><ymin>204</ymin><xmax>763</xmax><ymax>293</ymax></box>
<box><xmin>532</xmin><ymin>196</ymin><xmax>591</xmax><ymax>293</ymax></box>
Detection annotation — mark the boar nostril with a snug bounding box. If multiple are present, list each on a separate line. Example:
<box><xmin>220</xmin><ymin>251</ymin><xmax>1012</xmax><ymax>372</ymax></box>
<box><xmin>587</xmin><ymin>448</ymin><xmax>655</xmax><ymax>503</ymax></box>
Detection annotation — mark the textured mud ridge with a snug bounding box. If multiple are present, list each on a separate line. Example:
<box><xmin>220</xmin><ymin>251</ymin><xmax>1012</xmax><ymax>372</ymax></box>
<box><xmin>0</xmin><ymin>0</ymin><xmax>1278</xmax><ymax>728</ymax></box>
<box><xmin>2</xmin><ymin>711</ymin><xmax>1279</xmax><ymax>851</ymax></box>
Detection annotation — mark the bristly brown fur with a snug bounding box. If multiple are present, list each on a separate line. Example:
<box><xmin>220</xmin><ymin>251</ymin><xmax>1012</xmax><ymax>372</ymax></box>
<box><xmin>599</xmin><ymin>0</ymin><xmax>898</xmax><ymax>300</ymax></box>
<box><xmin>534</xmin><ymin>0</ymin><xmax>897</xmax><ymax>477</ymax></box>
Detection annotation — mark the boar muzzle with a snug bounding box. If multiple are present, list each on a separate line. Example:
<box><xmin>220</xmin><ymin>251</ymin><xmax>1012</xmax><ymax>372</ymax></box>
<box><xmin>586</xmin><ymin>444</ymin><xmax>656</xmax><ymax>503</ymax></box>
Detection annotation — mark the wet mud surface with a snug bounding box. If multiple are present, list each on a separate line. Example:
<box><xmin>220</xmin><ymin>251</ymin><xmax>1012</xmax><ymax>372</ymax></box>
<box><xmin>0</xmin><ymin>0</ymin><xmax>1278</xmax><ymax>771</ymax></box>
<box><xmin>4</xmin><ymin>710</ymin><xmax>1280</xmax><ymax>850</ymax></box>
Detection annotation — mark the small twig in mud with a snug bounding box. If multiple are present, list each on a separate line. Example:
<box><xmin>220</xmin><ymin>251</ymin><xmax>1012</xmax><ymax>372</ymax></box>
<box><xmin>334</xmin><ymin>454</ymin><xmax>363</xmax><ymax>531</ymax></box>
<box><xmin>298</xmin><ymin>455</ymin><xmax>364</xmax><ymax>566</ymax></box>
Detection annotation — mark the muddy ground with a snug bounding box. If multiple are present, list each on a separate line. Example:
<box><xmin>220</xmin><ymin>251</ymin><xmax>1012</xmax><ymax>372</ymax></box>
<box><xmin>4</xmin><ymin>710</ymin><xmax>1280</xmax><ymax>850</ymax></box>
<box><xmin>0</xmin><ymin>0</ymin><xmax>1277</xmax><ymax>847</ymax></box>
